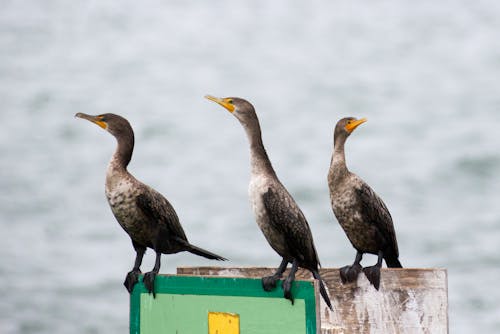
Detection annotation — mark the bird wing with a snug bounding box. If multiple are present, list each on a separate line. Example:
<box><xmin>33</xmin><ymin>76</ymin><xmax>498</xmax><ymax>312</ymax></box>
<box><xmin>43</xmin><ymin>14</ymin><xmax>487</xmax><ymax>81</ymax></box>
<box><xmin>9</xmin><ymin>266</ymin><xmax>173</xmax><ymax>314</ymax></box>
<box><xmin>135</xmin><ymin>188</ymin><xmax>188</xmax><ymax>242</ymax></box>
<box><xmin>355</xmin><ymin>182</ymin><xmax>399</xmax><ymax>257</ymax></box>
<box><xmin>262</xmin><ymin>186</ymin><xmax>320</xmax><ymax>268</ymax></box>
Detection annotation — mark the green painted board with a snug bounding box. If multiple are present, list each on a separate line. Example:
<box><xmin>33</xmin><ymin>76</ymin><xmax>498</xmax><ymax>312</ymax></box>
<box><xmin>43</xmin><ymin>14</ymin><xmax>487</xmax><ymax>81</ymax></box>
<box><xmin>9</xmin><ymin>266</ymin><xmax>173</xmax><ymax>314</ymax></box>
<box><xmin>130</xmin><ymin>275</ymin><xmax>318</xmax><ymax>334</ymax></box>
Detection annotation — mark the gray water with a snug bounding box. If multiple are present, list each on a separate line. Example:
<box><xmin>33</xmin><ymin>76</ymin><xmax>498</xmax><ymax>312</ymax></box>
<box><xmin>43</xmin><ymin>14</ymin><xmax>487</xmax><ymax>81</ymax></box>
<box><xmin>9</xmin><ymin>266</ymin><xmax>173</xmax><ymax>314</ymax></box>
<box><xmin>1</xmin><ymin>1</ymin><xmax>500</xmax><ymax>333</ymax></box>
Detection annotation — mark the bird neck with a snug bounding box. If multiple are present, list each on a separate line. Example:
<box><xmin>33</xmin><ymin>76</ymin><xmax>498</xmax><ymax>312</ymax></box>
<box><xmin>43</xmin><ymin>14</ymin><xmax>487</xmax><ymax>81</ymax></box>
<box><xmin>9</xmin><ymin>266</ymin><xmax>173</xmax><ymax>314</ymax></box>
<box><xmin>109</xmin><ymin>132</ymin><xmax>134</xmax><ymax>174</ymax></box>
<box><xmin>242</xmin><ymin>120</ymin><xmax>276</xmax><ymax>178</ymax></box>
<box><xmin>329</xmin><ymin>135</ymin><xmax>349</xmax><ymax>181</ymax></box>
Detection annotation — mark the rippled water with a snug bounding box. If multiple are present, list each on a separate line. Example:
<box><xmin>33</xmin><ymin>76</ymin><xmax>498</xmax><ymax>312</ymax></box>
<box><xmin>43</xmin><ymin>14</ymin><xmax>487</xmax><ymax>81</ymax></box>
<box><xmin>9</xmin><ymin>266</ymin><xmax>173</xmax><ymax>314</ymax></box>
<box><xmin>1</xmin><ymin>1</ymin><xmax>500</xmax><ymax>333</ymax></box>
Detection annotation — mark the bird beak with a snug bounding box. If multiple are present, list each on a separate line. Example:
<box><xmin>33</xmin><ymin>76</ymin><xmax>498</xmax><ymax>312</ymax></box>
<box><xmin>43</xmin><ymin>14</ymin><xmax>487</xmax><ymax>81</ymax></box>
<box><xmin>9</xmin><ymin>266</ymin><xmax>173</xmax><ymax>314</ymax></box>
<box><xmin>75</xmin><ymin>112</ymin><xmax>108</xmax><ymax>129</ymax></box>
<box><xmin>345</xmin><ymin>118</ymin><xmax>367</xmax><ymax>133</ymax></box>
<box><xmin>205</xmin><ymin>95</ymin><xmax>235</xmax><ymax>113</ymax></box>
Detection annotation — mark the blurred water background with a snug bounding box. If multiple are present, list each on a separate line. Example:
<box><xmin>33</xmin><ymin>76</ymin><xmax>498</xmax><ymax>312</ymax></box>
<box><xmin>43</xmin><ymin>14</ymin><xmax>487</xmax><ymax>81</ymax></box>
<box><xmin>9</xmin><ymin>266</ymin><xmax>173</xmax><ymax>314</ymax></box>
<box><xmin>1</xmin><ymin>0</ymin><xmax>500</xmax><ymax>332</ymax></box>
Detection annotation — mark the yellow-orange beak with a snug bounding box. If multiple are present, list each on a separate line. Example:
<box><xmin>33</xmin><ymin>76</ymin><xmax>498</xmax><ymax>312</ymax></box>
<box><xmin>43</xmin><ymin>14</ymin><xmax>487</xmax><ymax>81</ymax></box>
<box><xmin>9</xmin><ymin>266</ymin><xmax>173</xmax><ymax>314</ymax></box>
<box><xmin>205</xmin><ymin>95</ymin><xmax>235</xmax><ymax>113</ymax></box>
<box><xmin>345</xmin><ymin>118</ymin><xmax>367</xmax><ymax>133</ymax></box>
<box><xmin>75</xmin><ymin>113</ymin><xmax>108</xmax><ymax>129</ymax></box>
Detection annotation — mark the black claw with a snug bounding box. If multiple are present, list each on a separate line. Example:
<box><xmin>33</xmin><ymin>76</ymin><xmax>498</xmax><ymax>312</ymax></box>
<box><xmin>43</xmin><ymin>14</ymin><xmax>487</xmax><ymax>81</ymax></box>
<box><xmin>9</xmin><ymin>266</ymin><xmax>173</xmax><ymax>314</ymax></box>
<box><xmin>339</xmin><ymin>263</ymin><xmax>362</xmax><ymax>284</ymax></box>
<box><xmin>262</xmin><ymin>275</ymin><xmax>279</xmax><ymax>291</ymax></box>
<box><xmin>124</xmin><ymin>269</ymin><xmax>141</xmax><ymax>294</ymax></box>
<box><xmin>282</xmin><ymin>279</ymin><xmax>294</xmax><ymax>305</ymax></box>
<box><xmin>363</xmin><ymin>265</ymin><xmax>381</xmax><ymax>290</ymax></box>
<box><xmin>143</xmin><ymin>271</ymin><xmax>157</xmax><ymax>298</ymax></box>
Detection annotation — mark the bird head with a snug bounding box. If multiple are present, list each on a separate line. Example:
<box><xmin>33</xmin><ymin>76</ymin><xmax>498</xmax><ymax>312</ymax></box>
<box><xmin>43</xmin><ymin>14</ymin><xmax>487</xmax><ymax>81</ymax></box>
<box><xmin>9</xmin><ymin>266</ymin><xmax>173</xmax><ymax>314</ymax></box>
<box><xmin>334</xmin><ymin>117</ymin><xmax>367</xmax><ymax>142</ymax></box>
<box><xmin>75</xmin><ymin>112</ymin><xmax>133</xmax><ymax>139</ymax></box>
<box><xmin>204</xmin><ymin>95</ymin><xmax>257</xmax><ymax>127</ymax></box>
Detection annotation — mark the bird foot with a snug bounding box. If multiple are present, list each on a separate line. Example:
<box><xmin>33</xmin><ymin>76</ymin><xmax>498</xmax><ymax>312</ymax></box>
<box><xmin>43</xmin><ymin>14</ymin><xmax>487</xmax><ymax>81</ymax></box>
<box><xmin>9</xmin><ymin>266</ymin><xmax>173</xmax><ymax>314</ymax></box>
<box><xmin>282</xmin><ymin>278</ymin><xmax>294</xmax><ymax>305</ymax></box>
<box><xmin>261</xmin><ymin>275</ymin><xmax>280</xmax><ymax>292</ymax></box>
<box><xmin>124</xmin><ymin>269</ymin><xmax>141</xmax><ymax>294</ymax></box>
<box><xmin>339</xmin><ymin>263</ymin><xmax>362</xmax><ymax>284</ymax></box>
<box><xmin>363</xmin><ymin>265</ymin><xmax>381</xmax><ymax>290</ymax></box>
<box><xmin>143</xmin><ymin>271</ymin><xmax>158</xmax><ymax>298</ymax></box>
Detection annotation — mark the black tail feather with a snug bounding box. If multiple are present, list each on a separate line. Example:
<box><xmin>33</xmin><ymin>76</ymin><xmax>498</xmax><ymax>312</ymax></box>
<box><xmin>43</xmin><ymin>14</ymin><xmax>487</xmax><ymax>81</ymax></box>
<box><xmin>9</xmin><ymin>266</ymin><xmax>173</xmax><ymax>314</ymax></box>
<box><xmin>384</xmin><ymin>255</ymin><xmax>402</xmax><ymax>268</ymax></box>
<box><xmin>187</xmin><ymin>244</ymin><xmax>227</xmax><ymax>261</ymax></box>
<box><xmin>312</xmin><ymin>270</ymin><xmax>333</xmax><ymax>311</ymax></box>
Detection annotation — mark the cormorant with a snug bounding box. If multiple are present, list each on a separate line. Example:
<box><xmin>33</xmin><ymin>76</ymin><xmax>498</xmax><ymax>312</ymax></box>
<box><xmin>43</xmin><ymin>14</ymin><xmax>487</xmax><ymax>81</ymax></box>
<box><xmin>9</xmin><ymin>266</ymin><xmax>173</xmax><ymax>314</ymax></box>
<box><xmin>205</xmin><ymin>96</ymin><xmax>332</xmax><ymax>310</ymax></box>
<box><xmin>328</xmin><ymin>117</ymin><xmax>402</xmax><ymax>290</ymax></box>
<box><xmin>75</xmin><ymin>113</ymin><xmax>226</xmax><ymax>296</ymax></box>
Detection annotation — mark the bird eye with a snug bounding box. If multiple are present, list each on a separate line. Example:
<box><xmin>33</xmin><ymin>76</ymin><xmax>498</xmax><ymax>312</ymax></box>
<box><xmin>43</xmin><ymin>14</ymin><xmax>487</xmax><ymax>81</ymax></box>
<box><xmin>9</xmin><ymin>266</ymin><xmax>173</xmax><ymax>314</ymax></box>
<box><xmin>228</xmin><ymin>99</ymin><xmax>234</xmax><ymax>104</ymax></box>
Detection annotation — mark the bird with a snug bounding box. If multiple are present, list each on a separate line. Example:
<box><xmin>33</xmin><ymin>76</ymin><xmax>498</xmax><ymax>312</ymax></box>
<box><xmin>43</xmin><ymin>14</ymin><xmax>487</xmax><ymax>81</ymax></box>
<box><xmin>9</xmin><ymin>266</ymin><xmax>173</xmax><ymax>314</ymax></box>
<box><xmin>328</xmin><ymin>117</ymin><xmax>402</xmax><ymax>290</ymax></box>
<box><xmin>75</xmin><ymin>112</ymin><xmax>226</xmax><ymax>297</ymax></box>
<box><xmin>205</xmin><ymin>95</ymin><xmax>332</xmax><ymax>310</ymax></box>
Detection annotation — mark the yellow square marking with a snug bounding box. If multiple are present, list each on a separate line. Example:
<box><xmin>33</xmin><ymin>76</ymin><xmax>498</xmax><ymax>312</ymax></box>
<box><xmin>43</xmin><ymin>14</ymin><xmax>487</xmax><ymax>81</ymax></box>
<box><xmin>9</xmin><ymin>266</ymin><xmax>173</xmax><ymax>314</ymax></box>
<box><xmin>208</xmin><ymin>312</ymin><xmax>240</xmax><ymax>334</ymax></box>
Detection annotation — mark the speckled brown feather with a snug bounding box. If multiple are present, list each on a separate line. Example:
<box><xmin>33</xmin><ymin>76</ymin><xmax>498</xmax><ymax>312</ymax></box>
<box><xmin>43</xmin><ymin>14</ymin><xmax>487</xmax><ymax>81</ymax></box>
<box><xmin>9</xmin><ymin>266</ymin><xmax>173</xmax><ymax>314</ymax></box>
<box><xmin>328</xmin><ymin>117</ymin><xmax>401</xmax><ymax>267</ymax></box>
<box><xmin>78</xmin><ymin>112</ymin><xmax>226</xmax><ymax>259</ymax></box>
<box><xmin>212</xmin><ymin>97</ymin><xmax>332</xmax><ymax>309</ymax></box>
<box><xmin>262</xmin><ymin>186</ymin><xmax>320</xmax><ymax>270</ymax></box>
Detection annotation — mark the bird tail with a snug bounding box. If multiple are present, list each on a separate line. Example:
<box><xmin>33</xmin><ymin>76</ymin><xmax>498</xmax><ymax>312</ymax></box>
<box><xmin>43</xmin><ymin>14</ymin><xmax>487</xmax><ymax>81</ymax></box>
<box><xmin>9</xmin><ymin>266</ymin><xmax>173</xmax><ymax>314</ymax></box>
<box><xmin>384</xmin><ymin>254</ymin><xmax>402</xmax><ymax>268</ymax></box>
<box><xmin>312</xmin><ymin>270</ymin><xmax>333</xmax><ymax>311</ymax></box>
<box><xmin>187</xmin><ymin>244</ymin><xmax>227</xmax><ymax>261</ymax></box>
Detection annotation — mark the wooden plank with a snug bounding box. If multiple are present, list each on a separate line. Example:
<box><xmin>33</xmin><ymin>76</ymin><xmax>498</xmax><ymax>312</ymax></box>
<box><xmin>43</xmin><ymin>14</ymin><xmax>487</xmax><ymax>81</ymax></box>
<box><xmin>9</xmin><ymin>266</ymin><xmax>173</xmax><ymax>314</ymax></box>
<box><xmin>177</xmin><ymin>267</ymin><xmax>448</xmax><ymax>334</ymax></box>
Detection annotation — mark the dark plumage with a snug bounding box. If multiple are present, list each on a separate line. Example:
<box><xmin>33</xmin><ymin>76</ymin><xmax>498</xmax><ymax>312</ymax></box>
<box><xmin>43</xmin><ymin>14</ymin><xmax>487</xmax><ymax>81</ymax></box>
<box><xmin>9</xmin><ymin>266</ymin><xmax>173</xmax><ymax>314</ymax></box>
<box><xmin>328</xmin><ymin>117</ymin><xmax>402</xmax><ymax>290</ymax></box>
<box><xmin>75</xmin><ymin>113</ymin><xmax>226</xmax><ymax>296</ymax></box>
<box><xmin>206</xmin><ymin>96</ymin><xmax>332</xmax><ymax>310</ymax></box>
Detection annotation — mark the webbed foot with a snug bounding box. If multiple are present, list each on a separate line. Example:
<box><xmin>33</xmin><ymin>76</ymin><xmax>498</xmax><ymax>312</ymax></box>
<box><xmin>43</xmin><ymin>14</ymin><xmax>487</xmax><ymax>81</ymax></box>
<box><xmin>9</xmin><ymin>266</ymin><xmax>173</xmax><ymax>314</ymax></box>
<box><xmin>363</xmin><ymin>265</ymin><xmax>381</xmax><ymax>290</ymax></box>
<box><xmin>339</xmin><ymin>263</ymin><xmax>362</xmax><ymax>284</ymax></box>
<box><xmin>143</xmin><ymin>271</ymin><xmax>158</xmax><ymax>297</ymax></box>
<box><xmin>282</xmin><ymin>277</ymin><xmax>294</xmax><ymax>305</ymax></box>
<box><xmin>262</xmin><ymin>275</ymin><xmax>280</xmax><ymax>291</ymax></box>
<box><xmin>124</xmin><ymin>269</ymin><xmax>141</xmax><ymax>294</ymax></box>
